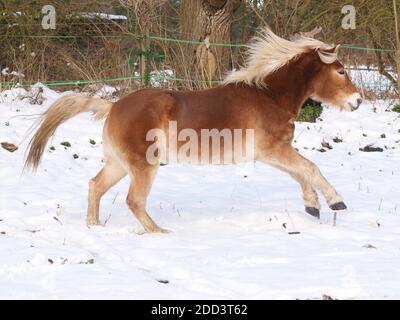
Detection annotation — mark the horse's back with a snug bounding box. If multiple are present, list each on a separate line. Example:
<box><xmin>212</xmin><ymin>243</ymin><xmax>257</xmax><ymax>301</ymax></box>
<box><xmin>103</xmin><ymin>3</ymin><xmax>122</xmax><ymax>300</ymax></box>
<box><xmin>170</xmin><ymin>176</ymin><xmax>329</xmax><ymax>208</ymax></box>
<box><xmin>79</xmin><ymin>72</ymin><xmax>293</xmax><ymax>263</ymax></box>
<box><xmin>104</xmin><ymin>85</ymin><xmax>281</xmax><ymax>165</ymax></box>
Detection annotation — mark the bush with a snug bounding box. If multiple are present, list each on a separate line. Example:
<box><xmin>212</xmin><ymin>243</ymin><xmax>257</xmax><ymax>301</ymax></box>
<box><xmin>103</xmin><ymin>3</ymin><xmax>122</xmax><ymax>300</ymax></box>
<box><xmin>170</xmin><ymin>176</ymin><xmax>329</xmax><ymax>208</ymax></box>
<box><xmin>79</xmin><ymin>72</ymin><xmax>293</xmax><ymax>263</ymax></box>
<box><xmin>297</xmin><ymin>103</ymin><xmax>323</xmax><ymax>122</ymax></box>
<box><xmin>392</xmin><ymin>104</ymin><xmax>400</xmax><ymax>113</ymax></box>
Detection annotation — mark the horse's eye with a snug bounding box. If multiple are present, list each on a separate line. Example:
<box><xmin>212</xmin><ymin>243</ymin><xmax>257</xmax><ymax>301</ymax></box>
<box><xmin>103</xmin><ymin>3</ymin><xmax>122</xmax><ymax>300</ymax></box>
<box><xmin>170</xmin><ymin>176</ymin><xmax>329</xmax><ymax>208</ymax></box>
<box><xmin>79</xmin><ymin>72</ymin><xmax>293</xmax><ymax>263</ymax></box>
<box><xmin>338</xmin><ymin>69</ymin><xmax>345</xmax><ymax>75</ymax></box>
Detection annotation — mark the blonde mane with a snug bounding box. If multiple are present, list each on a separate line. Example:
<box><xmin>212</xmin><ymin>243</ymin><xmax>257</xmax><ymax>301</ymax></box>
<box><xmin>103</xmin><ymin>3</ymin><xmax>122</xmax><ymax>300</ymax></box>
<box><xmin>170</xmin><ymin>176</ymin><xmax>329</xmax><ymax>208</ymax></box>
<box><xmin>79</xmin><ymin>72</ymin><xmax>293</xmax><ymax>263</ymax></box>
<box><xmin>223</xmin><ymin>27</ymin><xmax>338</xmax><ymax>88</ymax></box>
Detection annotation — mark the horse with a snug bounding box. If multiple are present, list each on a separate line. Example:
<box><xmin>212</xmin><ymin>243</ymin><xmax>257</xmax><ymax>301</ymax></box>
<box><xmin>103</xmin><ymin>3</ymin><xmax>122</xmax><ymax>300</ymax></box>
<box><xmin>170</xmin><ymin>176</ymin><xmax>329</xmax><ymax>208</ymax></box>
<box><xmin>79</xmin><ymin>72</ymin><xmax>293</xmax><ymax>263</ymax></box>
<box><xmin>25</xmin><ymin>28</ymin><xmax>362</xmax><ymax>233</ymax></box>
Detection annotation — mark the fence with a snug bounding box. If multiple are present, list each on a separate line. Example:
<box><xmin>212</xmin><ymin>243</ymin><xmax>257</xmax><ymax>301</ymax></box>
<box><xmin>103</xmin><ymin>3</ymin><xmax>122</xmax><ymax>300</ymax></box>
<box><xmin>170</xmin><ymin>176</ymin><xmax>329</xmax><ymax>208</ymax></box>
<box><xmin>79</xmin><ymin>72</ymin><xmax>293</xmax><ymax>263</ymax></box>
<box><xmin>0</xmin><ymin>33</ymin><xmax>397</xmax><ymax>94</ymax></box>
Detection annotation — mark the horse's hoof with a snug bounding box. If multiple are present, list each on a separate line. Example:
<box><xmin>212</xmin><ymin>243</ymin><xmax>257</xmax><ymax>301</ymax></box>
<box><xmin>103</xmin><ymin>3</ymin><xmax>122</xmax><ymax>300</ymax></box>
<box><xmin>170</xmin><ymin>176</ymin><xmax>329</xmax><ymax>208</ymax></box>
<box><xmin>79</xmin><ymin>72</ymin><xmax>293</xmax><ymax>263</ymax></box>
<box><xmin>144</xmin><ymin>226</ymin><xmax>171</xmax><ymax>234</ymax></box>
<box><xmin>305</xmin><ymin>206</ymin><xmax>320</xmax><ymax>218</ymax></box>
<box><xmin>157</xmin><ymin>227</ymin><xmax>171</xmax><ymax>234</ymax></box>
<box><xmin>329</xmin><ymin>202</ymin><xmax>347</xmax><ymax>211</ymax></box>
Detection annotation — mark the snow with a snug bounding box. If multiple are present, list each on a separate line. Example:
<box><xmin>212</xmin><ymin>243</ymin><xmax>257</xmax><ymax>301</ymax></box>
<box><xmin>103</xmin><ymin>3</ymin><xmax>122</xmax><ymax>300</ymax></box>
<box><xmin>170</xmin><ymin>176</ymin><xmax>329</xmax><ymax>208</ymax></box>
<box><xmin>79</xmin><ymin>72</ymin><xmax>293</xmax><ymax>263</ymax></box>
<box><xmin>348</xmin><ymin>67</ymin><xmax>396</xmax><ymax>92</ymax></box>
<box><xmin>132</xmin><ymin>70</ymin><xmax>175</xmax><ymax>88</ymax></box>
<box><xmin>1</xmin><ymin>68</ymin><xmax>25</xmax><ymax>78</ymax></box>
<box><xmin>1</xmin><ymin>85</ymin><xmax>400</xmax><ymax>299</ymax></box>
<box><xmin>76</xmin><ymin>12</ymin><xmax>127</xmax><ymax>21</ymax></box>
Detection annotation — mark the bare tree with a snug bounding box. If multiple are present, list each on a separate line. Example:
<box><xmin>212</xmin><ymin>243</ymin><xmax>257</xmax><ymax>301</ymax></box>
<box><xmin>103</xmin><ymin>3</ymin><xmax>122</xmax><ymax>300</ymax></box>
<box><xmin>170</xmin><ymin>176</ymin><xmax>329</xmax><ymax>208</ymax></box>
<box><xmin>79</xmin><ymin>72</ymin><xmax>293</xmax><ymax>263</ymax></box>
<box><xmin>119</xmin><ymin>0</ymin><xmax>168</xmax><ymax>87</ymax></box>
<box><xmin>393</xmin><ymin>0</ymin><xmax>400</xmax><ymax>92</ymax></box>
<box><xmin>179</xmin><ymin>0</ymin><xmax>242</xmax><ymax>85</ymax></box>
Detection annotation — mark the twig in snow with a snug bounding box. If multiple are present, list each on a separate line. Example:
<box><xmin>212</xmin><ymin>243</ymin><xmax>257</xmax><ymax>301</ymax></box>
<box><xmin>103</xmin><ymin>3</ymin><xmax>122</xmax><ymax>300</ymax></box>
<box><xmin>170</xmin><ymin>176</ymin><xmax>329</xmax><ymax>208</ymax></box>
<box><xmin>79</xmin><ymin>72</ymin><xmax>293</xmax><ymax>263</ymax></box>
<box><xmin>25</xmin><ymin>229</ymin><xmax>41</xmax><ymax>233</ymax></box>
<box><xmin>156</xmin><ymin>279</ymin><xmax>169</xmax><ymax>284</ymax></box>
<box><xmin>53</xmin><ymin>216</ymin><xmax>63</xmax><ymax>225</ymax></box>
<box><xmin>112</xmin><ymin>192</ymin><xmax>119</xmax><ymax>204</ymax></box>
<box><xmin>378</xmin><ymin>199</ymin><xmax>383</xmax><ymax>211</ymax></box>
<box><xmin>1</xmin><ymin>142</ymin><xmax>18</xmax><ymax>152</ymax></box>
<box><xmin>252</xmin><ymin>185</ymin><xmax>263</xmax><ymax>209</ymax></box>
<box><xmin>285</xmin><ymin>209</ymin><xmax>296</xmax><ymax>231</ymax></box>
<box><xmin>103</xmin><ymin>213</ymin><xmax>112</xmax><ymax>226</ymax></box>
<box><xmin>363</xmin><ymin>244</ymin><xmax>377</xmax><ymax>249</ymax></box>
<box><xmin>333</xmin><ymin>212</ymin><xmax>337</xmax><ymax>227</ymax></box>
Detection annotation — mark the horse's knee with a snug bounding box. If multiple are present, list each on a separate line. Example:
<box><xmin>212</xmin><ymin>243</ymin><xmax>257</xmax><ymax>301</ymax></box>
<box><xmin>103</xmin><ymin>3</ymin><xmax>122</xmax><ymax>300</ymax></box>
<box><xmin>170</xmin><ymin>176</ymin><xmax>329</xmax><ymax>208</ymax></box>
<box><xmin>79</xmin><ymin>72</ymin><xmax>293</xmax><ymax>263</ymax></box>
<box><xmin>89</xmin><ymin>177</ymin><xmax>96</xmax><ymax>189</ymax></box>
<box><xmin>126</xmin><ymin>196</ymin><xmax>145</xmax><ymax>213</ymax></box>
<box><xmin>89</xmin><ymin>177</ymin><xmax>107</xmax><ymax>199</ymax></box>
<box><xmin>89</xmin><ymin>177</ymin><xmax>102</xmax><ymax>194</ymax></box>
<box><xmin>88</xmin><ymin>178</ymin><xmax>98</xmax><ymax>195</ymax></box>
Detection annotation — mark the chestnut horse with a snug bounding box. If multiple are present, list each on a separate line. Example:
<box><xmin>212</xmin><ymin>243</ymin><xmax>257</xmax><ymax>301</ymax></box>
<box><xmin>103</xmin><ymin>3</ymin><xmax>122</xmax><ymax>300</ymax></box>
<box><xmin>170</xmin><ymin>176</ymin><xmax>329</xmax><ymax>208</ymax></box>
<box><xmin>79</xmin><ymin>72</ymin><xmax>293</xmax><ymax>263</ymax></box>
<box><xmin>25</xmin><ymin>28</ymin><xmax>362</xmax><ymax>233</ymax></box>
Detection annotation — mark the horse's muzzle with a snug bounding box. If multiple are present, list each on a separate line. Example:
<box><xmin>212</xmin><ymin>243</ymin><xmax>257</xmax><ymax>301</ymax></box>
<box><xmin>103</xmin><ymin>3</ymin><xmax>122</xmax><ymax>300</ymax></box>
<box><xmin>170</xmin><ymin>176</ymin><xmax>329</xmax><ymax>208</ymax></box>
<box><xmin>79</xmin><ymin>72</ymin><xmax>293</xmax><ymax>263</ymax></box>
<box><xmin>348</xmin><ymin>95</ymin><xmax>363</xmax><ymax>111</ymax></box>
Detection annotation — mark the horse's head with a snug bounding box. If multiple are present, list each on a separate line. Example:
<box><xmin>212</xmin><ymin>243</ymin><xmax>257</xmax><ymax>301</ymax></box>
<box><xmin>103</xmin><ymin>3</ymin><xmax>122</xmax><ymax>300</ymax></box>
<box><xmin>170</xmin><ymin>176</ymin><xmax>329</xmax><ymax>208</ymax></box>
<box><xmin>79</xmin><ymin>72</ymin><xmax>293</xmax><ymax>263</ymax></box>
<box><xmin>310</xmin><ymin>46</ymin><xmax>362</xmax><ymax>112</ymax></box>
<box><xmin>223</xmin><ymin>28</ymin><xmax>363</xmax><ymax>111</ymax></box>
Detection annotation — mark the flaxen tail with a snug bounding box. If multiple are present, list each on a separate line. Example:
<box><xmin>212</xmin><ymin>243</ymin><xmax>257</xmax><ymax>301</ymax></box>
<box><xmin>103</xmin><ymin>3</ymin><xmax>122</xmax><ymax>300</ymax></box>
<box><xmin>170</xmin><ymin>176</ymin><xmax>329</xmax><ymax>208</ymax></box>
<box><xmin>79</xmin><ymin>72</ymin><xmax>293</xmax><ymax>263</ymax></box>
<box><xmin>24</xmin><ymin>94</ymin><xmax>113</xmax><ymax>171</ymax></box>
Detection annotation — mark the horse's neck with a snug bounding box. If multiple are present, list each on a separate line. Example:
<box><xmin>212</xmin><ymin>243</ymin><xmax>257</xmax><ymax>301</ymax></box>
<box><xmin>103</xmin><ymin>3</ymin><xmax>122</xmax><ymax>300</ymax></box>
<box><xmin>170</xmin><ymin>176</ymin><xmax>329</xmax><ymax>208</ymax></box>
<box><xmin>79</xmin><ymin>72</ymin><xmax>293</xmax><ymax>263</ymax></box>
<box><xmin>263</xmin><ymin>55</ymin><xmax>318</xmax><ymax>116</ymax></box>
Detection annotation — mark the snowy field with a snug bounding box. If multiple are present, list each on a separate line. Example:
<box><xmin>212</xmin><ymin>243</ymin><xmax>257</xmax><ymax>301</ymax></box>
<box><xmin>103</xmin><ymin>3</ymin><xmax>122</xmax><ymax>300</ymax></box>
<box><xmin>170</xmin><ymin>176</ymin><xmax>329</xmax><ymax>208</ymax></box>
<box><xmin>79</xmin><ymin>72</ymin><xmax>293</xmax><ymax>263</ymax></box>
<box><xmin>1</xmin><ymin>85</ymin><xmax>400</xmax><ymax>300</ymax></box>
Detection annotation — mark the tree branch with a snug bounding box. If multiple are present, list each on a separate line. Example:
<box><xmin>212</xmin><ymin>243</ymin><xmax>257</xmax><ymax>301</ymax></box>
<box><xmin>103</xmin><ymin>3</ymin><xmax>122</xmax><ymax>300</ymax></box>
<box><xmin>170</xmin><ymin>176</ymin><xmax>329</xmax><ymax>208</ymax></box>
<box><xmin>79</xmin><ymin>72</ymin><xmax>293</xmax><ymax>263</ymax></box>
<box><xmin>368</xmin><ymin>27</ymin><xmax>398</xmax><ymax>86</ymax></box>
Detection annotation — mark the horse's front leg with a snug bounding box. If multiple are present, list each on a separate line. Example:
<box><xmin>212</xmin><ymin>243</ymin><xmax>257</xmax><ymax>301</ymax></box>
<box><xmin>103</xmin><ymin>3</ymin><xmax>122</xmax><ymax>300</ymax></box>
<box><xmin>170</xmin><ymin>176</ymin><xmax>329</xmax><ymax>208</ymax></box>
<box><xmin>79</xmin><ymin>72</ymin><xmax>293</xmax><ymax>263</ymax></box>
<box><xmin>267</xmin><ymin>144</ymin><xmax>346</xmax><ymax>211</ymax></box>
<box><xmin>271</xmin><ymin>163</ymin><xmax>321</xmax><ymax>218</ymax></box>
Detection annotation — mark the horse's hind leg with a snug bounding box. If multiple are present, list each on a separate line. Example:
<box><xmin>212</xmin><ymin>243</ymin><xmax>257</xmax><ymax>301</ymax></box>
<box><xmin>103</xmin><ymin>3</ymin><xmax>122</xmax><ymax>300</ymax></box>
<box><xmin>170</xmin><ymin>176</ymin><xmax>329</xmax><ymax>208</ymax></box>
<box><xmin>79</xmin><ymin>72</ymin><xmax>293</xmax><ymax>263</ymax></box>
<box><xmin>87</xmin><ymin>159</ymin><xmax>127</xmax><ymax>225</ymax></box>
<box><xmin>126</xmin><ymin>163</ymin><xmax>168</xmax><ymax>233</ymax></box>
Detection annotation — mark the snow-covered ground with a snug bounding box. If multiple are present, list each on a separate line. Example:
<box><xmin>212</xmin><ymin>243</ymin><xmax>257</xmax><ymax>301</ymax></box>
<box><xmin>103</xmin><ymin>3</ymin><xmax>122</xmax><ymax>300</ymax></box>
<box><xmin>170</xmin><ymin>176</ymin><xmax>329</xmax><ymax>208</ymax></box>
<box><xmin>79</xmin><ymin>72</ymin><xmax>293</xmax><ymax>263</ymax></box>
<box><xmin>1</xmin><ymin>85</ymin><xmax>400</xmax><ymax>300</ymax></box>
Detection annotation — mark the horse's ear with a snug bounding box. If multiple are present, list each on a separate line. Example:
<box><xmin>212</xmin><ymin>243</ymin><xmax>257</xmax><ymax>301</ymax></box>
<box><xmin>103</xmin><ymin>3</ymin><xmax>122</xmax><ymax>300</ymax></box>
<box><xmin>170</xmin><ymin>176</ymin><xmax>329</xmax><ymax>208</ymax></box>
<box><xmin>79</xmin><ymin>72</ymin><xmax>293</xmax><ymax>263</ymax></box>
<box><xmin>334</xmin><ymin>44</ymin><xmax>341</xmax><ymax>53</ymax></box>
<box><xmin>317</xmin><ymin>46</ymin><xmax>339</xmax><ymax>64</ymax></box>
<box><xmin>319</xmin><ymin>45</ymin><xmax>340</xmax><ymax>54</ymax></box>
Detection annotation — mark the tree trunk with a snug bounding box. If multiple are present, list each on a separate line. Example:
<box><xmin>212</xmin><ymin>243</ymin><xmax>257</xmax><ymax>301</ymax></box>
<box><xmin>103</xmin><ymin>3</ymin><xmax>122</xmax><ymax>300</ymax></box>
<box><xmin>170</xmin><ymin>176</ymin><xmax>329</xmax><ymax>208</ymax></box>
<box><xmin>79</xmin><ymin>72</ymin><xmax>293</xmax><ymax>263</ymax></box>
<box><xmin>393</xmin><ymin>0</ymin><xmax>400</xmax><ymax>93</ymax></box>
<box><xmin>179</xmin><ymin>0</ymin><xmax>242</xmax><ymax>88</ymax></box>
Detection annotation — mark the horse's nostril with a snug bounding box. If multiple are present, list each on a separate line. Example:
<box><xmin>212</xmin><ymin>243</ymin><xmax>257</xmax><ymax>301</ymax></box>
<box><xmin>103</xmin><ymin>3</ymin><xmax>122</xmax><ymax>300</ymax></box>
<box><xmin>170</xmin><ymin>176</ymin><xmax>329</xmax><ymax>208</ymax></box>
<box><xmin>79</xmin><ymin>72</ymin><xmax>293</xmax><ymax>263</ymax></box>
<box><xmin>356</xmin><ymin>98</ymin><xmax>363</xmax><ymax>107</ymax></box>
